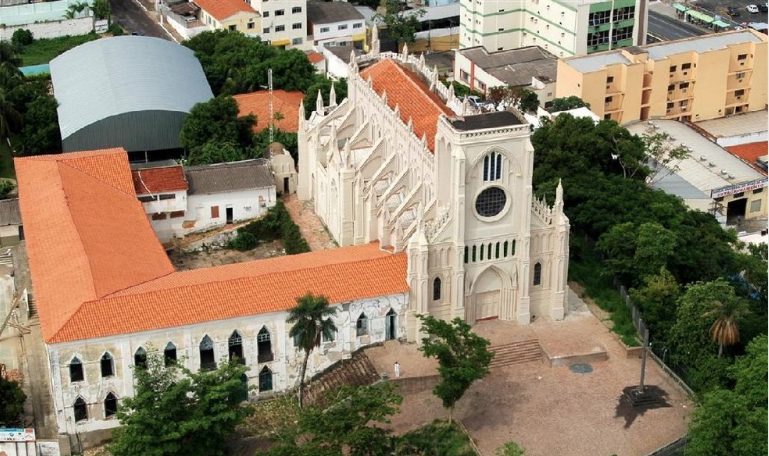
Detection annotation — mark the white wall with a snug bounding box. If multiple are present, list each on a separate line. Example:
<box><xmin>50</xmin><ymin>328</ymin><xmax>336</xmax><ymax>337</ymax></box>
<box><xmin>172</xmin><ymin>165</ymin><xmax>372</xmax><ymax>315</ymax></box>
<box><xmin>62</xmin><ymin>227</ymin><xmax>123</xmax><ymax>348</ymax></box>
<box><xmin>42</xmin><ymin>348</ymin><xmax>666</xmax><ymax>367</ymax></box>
<box><xmin>312</xmin><ymin>18</ymin><xmax>365</xmax><ymax>47</ymax></box>
<box><xmin>0</xmin><ymin>17</ymin><xmax>93</xmax><ymax>40</ymax></box>
<box><xmin>164</xmin><ymin>14</ymin><xmax>211</xmax><ymax>40</ymax></box>
<box><xmin>716</xmin><ymin>131</ymin><xmax>769</xmax><ymax>147</ymax></box>
<box><xmin>187</xmin><ymin>187</ymin><xmax>276</xmax><ymax>233</ymax></box>
<box><xmin>48</xmin><ymin>292</ymin><xmax>409</xmax><ymax>437</ymax></box>
<box><xmin>321</xmin><ymin>46</ymin><xmax>350</xmax><ymax>79</ymax></box>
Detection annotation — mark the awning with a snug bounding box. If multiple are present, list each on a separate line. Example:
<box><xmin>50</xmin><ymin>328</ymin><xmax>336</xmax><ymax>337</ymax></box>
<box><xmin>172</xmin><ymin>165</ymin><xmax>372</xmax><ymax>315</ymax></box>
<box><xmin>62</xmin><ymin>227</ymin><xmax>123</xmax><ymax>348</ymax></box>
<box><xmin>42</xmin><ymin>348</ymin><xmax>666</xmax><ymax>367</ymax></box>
<box><xmin>687</xmin><ymin>10</ymin><xmax>714</xmax><ymax>23</ymax></box>
<box><xmin>673</xmin><ymin>3</ymin><xmax>688</xmax><ymax>12</ymax></box>
<box><xmin>713</xmin><ymin>20</ymin><xmax>730</xmax><ymax>28</ymax></box>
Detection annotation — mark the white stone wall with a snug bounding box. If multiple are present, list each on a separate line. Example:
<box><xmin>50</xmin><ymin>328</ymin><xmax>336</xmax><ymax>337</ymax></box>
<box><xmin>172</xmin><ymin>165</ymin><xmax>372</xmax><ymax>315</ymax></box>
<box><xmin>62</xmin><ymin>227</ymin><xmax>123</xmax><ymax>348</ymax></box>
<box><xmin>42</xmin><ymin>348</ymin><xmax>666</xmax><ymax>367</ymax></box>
<box><xmin>187</xmin><ymin>187</ymin><xmax>276</xmax><ymax>233</ymax></box>
<box><xmin>0</xmin><ymin>17</ymin><xmax>93</xmax><ymax>40</ymax></box>
<box><xmin>48</xmin><ymin>293</ymin><xmax>409</xmax><ymax>436</ymax></box>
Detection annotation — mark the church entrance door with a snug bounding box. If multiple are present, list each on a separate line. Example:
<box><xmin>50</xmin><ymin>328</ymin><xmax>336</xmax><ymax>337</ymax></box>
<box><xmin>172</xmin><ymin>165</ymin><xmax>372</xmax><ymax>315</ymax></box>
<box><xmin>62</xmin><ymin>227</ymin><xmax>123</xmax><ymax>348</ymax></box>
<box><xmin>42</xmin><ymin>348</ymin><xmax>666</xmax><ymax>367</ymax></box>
<box><xmin>475</xmin><ymin>291</ymin><xmax>500</xmax><ymax>320</ymax></box>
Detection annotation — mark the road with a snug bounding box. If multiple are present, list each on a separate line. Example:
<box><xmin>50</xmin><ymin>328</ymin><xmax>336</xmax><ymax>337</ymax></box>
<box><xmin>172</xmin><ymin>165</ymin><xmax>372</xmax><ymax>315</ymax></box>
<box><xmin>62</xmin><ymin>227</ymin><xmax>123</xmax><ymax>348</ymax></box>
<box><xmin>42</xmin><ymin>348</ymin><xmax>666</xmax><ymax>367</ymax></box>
<box><xmin>647</xmin><ymin>10</ymin><xmax>709</xmax><ymax>41</ymax></box>
<box><xmin>109</xmin><ymin>0</ymin><xmax>170</xmax><ymax>40</ymax></box>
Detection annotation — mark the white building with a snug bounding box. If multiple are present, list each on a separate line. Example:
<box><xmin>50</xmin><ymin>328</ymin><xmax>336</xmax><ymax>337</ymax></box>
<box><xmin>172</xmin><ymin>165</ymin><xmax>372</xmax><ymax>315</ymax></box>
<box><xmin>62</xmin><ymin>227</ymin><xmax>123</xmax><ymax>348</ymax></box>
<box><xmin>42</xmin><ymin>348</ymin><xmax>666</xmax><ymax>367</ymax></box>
<box><xmin>454</xmin><ymin>46</ymin><xmax>558</xmax><ymax>108</ymax></box>
<box><xmin>460</xmin><ymin>0</ymin><xmax>648</xmax><ymax>58</ymax></box>
<box><xmin>307</xmin><ymin>1</ymin><xmax>367</xmax><ymax>49</ymax></box>
<box><xmin>298</xmin><ymin>39</ymin><xmax>571</xmax><ymax>339</ymax></box>
<box><xmin>249</xmin><ymin>0</ymin><xmax>308</xmax><ymax>48</ymax></box>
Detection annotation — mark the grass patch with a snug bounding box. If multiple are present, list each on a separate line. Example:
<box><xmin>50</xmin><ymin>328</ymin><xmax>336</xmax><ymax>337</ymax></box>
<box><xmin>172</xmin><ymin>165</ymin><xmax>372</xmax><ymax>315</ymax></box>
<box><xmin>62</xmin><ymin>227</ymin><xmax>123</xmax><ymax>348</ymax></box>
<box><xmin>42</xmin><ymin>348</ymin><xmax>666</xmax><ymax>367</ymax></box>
<box><xmin>397</xmin><ymin>420</ymin><xmax>477</xmax><ymax>456</ymax></box>
<box><xmin>0</xmin><ymin>138</ymin><xmax>17</xmax><ymax>180</ymax></box>
<box><xmin>236</xmin><ymin>396</ymin><xmax>299</xmax><ymax>440</ymax></box>
<box><xmin>18</xmin><ymin>33</ymin><xmax>100</xmax><ymax>66</ymax></box>
<box><xmin>569</xmin><ymin>236</ymin><xmax>639</xmax><ymax>346</ymax></box>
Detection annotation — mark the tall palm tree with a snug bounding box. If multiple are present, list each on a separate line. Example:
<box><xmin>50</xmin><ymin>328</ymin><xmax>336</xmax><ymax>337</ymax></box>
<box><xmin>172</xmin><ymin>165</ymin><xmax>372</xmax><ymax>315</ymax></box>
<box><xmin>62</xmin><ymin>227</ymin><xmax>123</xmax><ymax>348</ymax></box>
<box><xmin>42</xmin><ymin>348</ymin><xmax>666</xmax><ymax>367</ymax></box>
<box><xmin>286</xmin><ymin>292</ymin><xmax>337</xmax><ymax>408</ymax></box>
<box><xmin>707</xmin><ymin>297</ymin><xmax>748</xmax><ymax>358</ymax></box>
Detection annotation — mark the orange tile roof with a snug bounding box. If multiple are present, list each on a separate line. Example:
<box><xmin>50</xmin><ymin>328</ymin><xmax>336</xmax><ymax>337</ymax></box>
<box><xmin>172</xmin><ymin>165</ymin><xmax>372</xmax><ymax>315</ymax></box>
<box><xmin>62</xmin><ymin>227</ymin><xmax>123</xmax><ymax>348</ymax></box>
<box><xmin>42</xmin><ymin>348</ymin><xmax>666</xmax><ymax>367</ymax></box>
<box><xmin>132</xmin><ymin>166</ymin><xmax>189</xmax><ymax>195</ymax></box>
<box><xmin>234</xmin><ymin>90</ymin><xmax>305</xmax><ymax>134</ymax></box>
<box><xmin>16</xmin><ymin>149</ymin><xmax>409</xmax><ymax>344</ymax></box>
<box><xmin>360</xmin><ymin>59</ymin><xmax>453</xmax><ymax>152</ymax></box>
<box><xmin>194</xmin><ymin>0</ymin><xmax>256</xmax><ymax>21</ymax></box>
<box><xmin>307</xmin><ymin>52</ymin><xmax>325</xmax><ymax>64</ymax></box>
<box><xmin>15</xmin><ymin>149</ymin><xmax>176</xmax><ymax>343</ymax></box>
<box><xmin>726</xmin><ymin>142</ymin><xmax>768</xmax><ymax>175</ymax></box>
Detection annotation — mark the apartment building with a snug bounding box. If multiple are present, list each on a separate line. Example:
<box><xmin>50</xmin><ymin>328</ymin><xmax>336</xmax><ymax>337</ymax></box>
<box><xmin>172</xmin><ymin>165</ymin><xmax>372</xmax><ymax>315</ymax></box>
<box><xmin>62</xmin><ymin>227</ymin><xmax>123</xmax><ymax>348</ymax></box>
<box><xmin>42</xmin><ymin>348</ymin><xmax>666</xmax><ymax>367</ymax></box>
<box><xmin>460</xmin><ymin>0</ymin><xmax>648</xmax><ymax>57</ymax></box>
<box><xmin>195</xmin><ymin>0</ymin><xmax>261</xmax><ymax>36</ymax></box>
<box><xmin>307</xmin><ymin>1</ymin><xmax>366</xmax><ymax>48</ymax></box>
<box><xmin>249</xmin><ymin>0</ymin><xmax>308</xmax><ymax>48</ymax></box>
<box><xmin>556</xmin><ymin>30</ymin><xmax>768</xmax><ymax>124</ymax></box>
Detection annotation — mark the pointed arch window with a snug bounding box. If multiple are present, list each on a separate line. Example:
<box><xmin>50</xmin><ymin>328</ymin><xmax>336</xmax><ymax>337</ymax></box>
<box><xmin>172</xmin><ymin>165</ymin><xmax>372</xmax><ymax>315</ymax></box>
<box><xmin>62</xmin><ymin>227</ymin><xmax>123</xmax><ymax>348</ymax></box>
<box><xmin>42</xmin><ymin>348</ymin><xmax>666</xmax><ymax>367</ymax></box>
<box><xmin>533</xmin><ymin>262</ymin><xmax>542</xmax><ymax>286</ymax></box>
<box><xmin>164</xmin><ymin>342</ymin><xmax>177</xmax><ymax>366</ymax></box>
<box><xmin>433</xmin><ymin>277</ymin><xmax>442</xmax><ymax>301</ymax></box>
<box><xmin>483</xmin><ymin>151</ymin><xmax>503</xmax><ymax>181</ymax></box>
<box><xmin>100</xmin><ymin>353</ymin><xmax>114</xmax><ymax>378</ymax></box>
<box><xmin>257</xmin><ymin>326</ymin><xmax>274</xmax><ymax>363</ymax></box>
<box><xmin>104</xmin><ymin>392</ymin><xmax>118</xmax><ymax>418</ymax></box>
<box><xmin>69</xmin><ymin>357</ymin><xmax>84</xmax><ymax>383</ymax></box>
<box><xmin>259</xmin><ymin>366</ymin><xmax>273</xmax><ymax>392</ymax></box>
<box><xmin>73</xmin><ymin>397</ymin><xmax>88</xmax><ymax>422</ymax></box>
<box><xmin>356</xmin><ymin>313</ymin><xmax>368</xmax><ymax>337</ymax></box>
<box><xmin>134</xmin><ymin>347</ymin><xmax>147</xmax><ymax>369</ymax></box>
<box><xmin>200</xmin><ymin>335</ymin><xmax>216</xmax><ymax>370</ymax></box>
<box><xmin>229</xmin><ymin>331</ymin><xmax>245</xmax><ymax>365</ymax></box>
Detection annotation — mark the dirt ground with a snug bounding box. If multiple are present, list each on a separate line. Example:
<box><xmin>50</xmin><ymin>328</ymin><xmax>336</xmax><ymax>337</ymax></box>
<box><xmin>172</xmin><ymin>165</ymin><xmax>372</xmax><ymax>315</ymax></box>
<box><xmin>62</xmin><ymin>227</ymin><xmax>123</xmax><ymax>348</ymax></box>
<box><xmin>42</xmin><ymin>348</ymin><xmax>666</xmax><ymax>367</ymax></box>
<box><xmin>169</xmin><ymin>240</ymin><xmax>285</xmax><ymax>271</ymax></box>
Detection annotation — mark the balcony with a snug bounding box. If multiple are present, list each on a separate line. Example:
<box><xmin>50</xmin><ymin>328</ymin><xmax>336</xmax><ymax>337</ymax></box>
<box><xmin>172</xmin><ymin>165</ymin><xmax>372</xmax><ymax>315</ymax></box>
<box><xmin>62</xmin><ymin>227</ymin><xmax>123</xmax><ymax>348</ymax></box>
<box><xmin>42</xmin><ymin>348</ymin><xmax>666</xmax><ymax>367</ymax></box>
<box><xmin>642</xmin><ymin>73</ymin><xmax>653</xmax><ymax>88</ymax></box>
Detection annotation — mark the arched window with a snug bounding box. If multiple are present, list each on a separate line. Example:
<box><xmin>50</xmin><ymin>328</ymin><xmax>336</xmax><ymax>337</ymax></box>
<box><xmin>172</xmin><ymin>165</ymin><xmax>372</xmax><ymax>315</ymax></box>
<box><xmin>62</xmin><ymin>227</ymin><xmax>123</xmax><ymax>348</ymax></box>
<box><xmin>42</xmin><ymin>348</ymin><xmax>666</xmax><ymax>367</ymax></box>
<box><xmin>73</xmin><ymin>397</ymin><xmax>88</xmax><ymax>422</ymax></box>
<box><xmin>104</xmin><ymin>392</ymin><xmax>118</xmax><ymax>418</ymax></box>
<box><xmin>433</xmin><ymin>277</ymin><xmax>442</xmax><ymax>301</ymax></box>
<box><xmin>69</xmin><ymin>357</ymin><xmax>84</xmax><ymax>383</ymax></box>
<box><xmin>200</xmin><ymin>335</ymin><xmax>216</xmax><ymax>370</ymax></box>
<box><xmin>100</xmin><ymin>353</ymin><xmax>114</xmax><ymax>378</ymax></box>
<box><xmin>483</xmin><ymin>152</ymin><xmax>503</xmax><ymax>181</ymax></box>
<box><xmin>356</xmin><ymin>313</ymin><xmax>368</xmax><ymax>337</ymax></box>
<box><xmin>257</xmin><ymin>326</ymin><xmax>274</xmax><ymax>363</ymax></box>
<box><xmin>533</xmin><ymin>262</ymin><xmax>542</xmax><ymax>286</ymax></box>
<box><xmin>134</xmin><ymin>347</ymin><xmax>147</xmax><ymax>369</ymax></box>
<box><xmin>259</xmin><ymin>366</ymin><xmax>273</xmax><ymax>392</ymax></box>
<box><xmin>164</xmin><ymin>342</ymin><xmax>177</xmax><ymax>366</ymax></box>
<box><xmin>229</xmin><ymin>330</ymin><xmax>245</xmax><ymax>364</ymax></box>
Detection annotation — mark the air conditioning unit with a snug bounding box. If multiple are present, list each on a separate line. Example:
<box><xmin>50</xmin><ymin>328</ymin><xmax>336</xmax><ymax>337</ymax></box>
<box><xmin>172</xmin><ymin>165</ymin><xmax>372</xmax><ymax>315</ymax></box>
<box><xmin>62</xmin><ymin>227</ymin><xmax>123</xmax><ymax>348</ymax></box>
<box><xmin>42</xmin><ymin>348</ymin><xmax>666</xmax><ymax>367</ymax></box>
<box><xmin>708</xmin><ymin>162</ymin><xmax>716</xmax><ymax>167</ymax></box>
<box><xmin>720</xmin><ymin>169</ymin><xmax>728</xmax><ymax>175</ymax></box>
<box><xmin>699</xmin><ymin>156</ymin><xmax>707</xmax><ymax>161</ymax></box>
<box><xmin>728</xmin><ymin>174</ymin><xmax>735</xmax><ymax>179</ymax></box>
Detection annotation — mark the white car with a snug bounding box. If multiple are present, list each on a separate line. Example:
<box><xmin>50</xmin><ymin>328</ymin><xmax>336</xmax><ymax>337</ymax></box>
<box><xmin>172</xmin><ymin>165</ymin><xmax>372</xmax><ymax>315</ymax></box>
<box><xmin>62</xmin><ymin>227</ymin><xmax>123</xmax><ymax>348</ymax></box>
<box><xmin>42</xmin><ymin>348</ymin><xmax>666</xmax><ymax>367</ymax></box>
<box><xmin>746</xmin><ymin>4</ymin><xmax>759</xmax><ymax>14</ymax></box>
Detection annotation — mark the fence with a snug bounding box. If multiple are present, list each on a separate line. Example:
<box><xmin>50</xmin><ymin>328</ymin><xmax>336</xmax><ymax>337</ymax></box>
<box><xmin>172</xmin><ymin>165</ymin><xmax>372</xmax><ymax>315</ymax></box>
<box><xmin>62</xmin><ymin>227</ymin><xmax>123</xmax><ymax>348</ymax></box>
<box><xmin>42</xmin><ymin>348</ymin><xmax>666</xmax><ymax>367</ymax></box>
<box><xmin>646</xmin><ymin>435</ymin><xmax>689</xmax><ymax>456</ymax></box>
<box><xmin>455</xmin><ymin>419</ymin><xmax>484</xmax><ymax>456</ymax></box>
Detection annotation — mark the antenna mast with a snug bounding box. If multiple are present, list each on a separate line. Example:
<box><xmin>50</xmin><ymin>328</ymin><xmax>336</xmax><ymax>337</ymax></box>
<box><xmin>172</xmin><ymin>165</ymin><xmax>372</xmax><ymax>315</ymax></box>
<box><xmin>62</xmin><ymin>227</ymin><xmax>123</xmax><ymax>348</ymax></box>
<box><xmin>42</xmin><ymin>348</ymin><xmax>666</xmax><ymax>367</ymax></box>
<box><xmin>268</xmin><ymin>68</ymin><xmax>274</xmax><ymax>143</ymax></box>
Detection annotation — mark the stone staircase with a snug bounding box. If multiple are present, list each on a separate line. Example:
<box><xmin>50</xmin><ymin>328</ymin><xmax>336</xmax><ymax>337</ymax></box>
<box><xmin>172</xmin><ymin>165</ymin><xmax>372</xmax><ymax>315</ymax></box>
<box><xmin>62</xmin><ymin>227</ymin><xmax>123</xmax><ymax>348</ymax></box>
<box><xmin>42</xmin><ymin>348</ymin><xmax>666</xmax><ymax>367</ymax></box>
<box><xmin>304</xmin><ymin>352</ymin><xmax>380</xmax><ymax>406</ymax></box>
<box><xmin>489</xmin><ymin>340</ymin><xmax>543</xmax><ymax>369</ymax></box>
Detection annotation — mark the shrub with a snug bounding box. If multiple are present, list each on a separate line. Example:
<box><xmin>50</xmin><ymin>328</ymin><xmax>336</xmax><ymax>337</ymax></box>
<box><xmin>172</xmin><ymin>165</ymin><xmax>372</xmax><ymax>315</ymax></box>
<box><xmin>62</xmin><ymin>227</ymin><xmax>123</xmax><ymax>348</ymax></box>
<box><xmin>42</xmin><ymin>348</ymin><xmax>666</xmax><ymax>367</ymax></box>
<box><xmin>229</xmin><ymin>201</ymin><xmax>310</xmax><ymax>255</ymax></box>
<box><xmin>11</xmin><ymin>29</ymin><xmax>34</xmax><ymax>47</ymax></box>
<box><xmin>0</xmin><ymin>181</ymin><xmax>16</xmax><ymax>200</ymax></box>
<box><xmin>108</xmin><ymin>23</ymin><xmax>124</xmax><ymax>36</ymax></box>
<box><xmin>229</xmin><ymin>231</ymin><xmax>257</xmax><ymax>251</ymax></box>
<box><xmin>496</xmin><ymin>441</ymin><xmax>526</xmax><ymax>456</ymax></box>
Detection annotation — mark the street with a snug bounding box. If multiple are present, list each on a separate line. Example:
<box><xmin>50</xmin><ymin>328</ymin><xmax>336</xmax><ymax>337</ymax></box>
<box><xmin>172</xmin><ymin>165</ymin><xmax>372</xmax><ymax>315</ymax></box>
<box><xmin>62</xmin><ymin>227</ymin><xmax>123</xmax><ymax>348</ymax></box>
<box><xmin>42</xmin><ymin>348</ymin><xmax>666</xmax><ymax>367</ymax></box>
<box><xmin>648</xmin><ymin>10</ymin><xmax>709</xmax><ymax>41</ymax></box>
<box><xmin>109</xmin><ymin>0</ymin><xmax>170</xmax><ymax>40</ymax></box>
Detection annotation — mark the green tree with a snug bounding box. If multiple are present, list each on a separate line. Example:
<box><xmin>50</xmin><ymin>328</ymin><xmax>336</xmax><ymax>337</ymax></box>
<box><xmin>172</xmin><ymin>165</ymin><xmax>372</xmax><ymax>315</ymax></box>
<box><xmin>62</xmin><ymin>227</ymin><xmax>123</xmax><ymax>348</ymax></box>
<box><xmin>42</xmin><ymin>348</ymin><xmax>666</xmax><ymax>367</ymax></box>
<box><xmin>286</xmin><ymin>293</ymin><xmax>338</xmax><ymax>408</ymax></box>
<box><xmin>629</xmin><ymin>267</ymin><xmax>681</xmax><ymax>342</ymax></box>
<box><xmin>706</xmin><ymin>291</ymin><xmax>749</xmax><ymax>358</ymax></box>
<box><xmin>303</xmin><ymin>78</ymin><xmax>348</xmax><ymax>119</ymax></box>
<box><xmin>18</xmin><ymin>94</ymin><xmax>62</xmax><ymax>156</ymax></box>
<box><xmin>548</xmin><ymin>96</ymin><xmax>589</xmax><ymax>112</ymax></box>
<box><xmin>685</xmin><ymin>335</ymin><xmax>767</xmax><ymax>456</ymax></box>
<box><xmin>596</xmin><ymin>221</ymin><xmax>677</xmax><ymax>284</ymax></box>
<box><xmin>486</xmin><ymin>86</ymin><xmax>539</xmax><ymax>113</ymax></box>
<box><xmin>187</xmin><ymin>140</ymin><xmax>244</xmax><ymax>166</ymax></box>
<box><xmin>0</xmin><ymin>180</ymin><xmax>16</xmax><ymax>199</ymax></box>
<box><xmin>374</xmin><ymin>0</ymin><xmax>425</xmax><ymax>44</ymax></box>
<box><xmin>0</xmin><ymin>42</ymin><xmax>24</xmax><ymax>143</ymax></box>
<box><xmin>109</xmin><ymin>353</ymin><xmax>252</xmax><ymax>456</ymax></box>
<box><xmin>0</xmin><ymin>376</ymin><xmax>26</xmax><ymax>427</ymax></box>
<box><xmin>261</xmin><ymin>382</ymin><xmax>402</xmax><ymax>456</ymax></box>
<box><xmin>418</xmin><ymin>315</ymin><xmax>494</xmax><ymax>424</ymax></box>
<box><xmin>64</xmin><ymin>1</ymin><xmax>89</xmax><ymax>19</ymax></box>
<box><xmin>496</xmin><ymin>442</ymin><xmax>526</xmax><ymax>456</ymax></box>
<box><xmin>180</xmin><ymin>96</ymin><xmax>255</xmax><ymax>162</ymax></box>
<box><xmin>91</xmin><ymin>0</ymin><xmax>111</xmax><ymax>21</ymax></box>
<box><xmin>11</xmin><ymin>29</ymin><xmax>34</xmax><ymax>47</ymax></box>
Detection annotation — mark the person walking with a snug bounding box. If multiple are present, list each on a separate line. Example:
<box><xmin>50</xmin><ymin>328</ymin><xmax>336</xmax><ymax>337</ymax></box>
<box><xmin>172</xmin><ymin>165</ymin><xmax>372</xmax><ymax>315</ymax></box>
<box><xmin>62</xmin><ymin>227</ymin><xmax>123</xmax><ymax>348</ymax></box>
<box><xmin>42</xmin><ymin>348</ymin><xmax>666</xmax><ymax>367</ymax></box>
<box><xmin>393</xmin><ymin>361</ymin><xmax>401</xmax><ymax>378</ymax></box>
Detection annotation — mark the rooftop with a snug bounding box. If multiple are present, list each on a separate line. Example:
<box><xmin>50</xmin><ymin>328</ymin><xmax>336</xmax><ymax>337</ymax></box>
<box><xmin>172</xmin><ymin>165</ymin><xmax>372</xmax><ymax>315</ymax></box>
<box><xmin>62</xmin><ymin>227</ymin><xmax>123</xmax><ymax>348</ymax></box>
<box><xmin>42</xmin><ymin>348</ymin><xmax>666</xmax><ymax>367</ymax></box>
<box><xmin>457</xmin><ymin>46</ymin><xmax>557</xmax><ymax>87</ymax></box>
<box><xmin>15</xmin><ymin>149</ymin><xmax>410</xmax><ymax>343</ymax></box>
<box><xmin>132</xmin><ymin>165</ymin><xmax>188</xmax><ymax>195</ymax></box>
<box><xmin>694</xmin><ymin>111</ymin><xmax>768</xmax><ymax>139</ymax></box>
<box><xmin>194</xmin><ymin>0</ymin><xmax>257</xmax><ymax>21</ymax></box>
<box><xmin>307</xmin><ymin>1</ymin><xmax>364</xmax><ymax>25</ymax></box>
<box><xmin>448</xmin><ymin>111</ymin><xmax>524</xmax><ymax>131</ymax></box>
<box><xmin>361</xmin><ymin>59</ymin><xmax>453</xmax><ymax>152</ymax></box>
<box><xmin>185</xmin><ymin>159</ymin><xmax>275</xmax><ymax>194</ymax></box>
<box><xmin>233</xmin><ymin>90</ymin><xmax>304</xmax><ymax>134</ymax></box>
<box><xmin>726</xmin><ymin>142</ymin><xmax>768</xmax><ymax>175</ymax></box>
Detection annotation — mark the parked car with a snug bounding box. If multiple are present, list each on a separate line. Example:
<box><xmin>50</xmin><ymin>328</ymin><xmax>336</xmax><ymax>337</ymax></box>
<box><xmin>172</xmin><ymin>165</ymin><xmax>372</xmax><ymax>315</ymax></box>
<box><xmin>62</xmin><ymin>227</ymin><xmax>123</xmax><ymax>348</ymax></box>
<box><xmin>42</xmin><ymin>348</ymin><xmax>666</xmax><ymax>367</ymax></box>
<box><xmin>746</xmin><ymin>4</ymin><xmax>759</xmax><ymax>14</ymax></box>
<box><xmin>727</xmin><ymin>6</ymin><xmax>741</xmax><ymax>17</ymax></box>
<box><xmin>465</xmin><ymin>95</ymin><xmax>492</xmax><ymax>110</ymax></box>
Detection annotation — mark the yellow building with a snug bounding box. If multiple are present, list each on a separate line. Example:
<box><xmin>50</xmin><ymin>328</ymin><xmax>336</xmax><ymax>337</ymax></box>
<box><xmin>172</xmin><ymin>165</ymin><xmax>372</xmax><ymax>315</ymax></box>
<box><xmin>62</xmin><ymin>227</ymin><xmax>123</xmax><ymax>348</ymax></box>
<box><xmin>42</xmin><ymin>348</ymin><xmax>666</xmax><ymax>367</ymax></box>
<box><xmin>195</xmin><ymin>0</ymin><xmax>261</xmax><ymax>37</ymax></box>
<box><xmin>556</xmin><ymin>30</ymin><xmax>768</xmax><ymax>124</ymax></box>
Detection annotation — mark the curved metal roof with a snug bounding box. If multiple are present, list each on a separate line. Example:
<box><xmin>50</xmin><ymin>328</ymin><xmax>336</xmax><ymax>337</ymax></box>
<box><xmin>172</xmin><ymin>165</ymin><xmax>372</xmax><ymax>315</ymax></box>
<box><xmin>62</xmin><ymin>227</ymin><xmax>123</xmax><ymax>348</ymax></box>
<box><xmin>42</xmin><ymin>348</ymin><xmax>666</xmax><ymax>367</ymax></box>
<box><xmin>50</xmin><ymin>36</ymin><xmax>213</xmax><ymax>141</ymax></box>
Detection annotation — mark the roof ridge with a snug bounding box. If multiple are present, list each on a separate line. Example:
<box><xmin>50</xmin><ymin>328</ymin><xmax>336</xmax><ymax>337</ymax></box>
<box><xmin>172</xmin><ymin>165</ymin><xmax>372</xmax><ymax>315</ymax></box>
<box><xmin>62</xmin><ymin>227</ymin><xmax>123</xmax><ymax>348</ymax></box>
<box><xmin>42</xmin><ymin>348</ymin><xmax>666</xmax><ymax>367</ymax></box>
<box><xmin>58</xmin><ymin>156</ymin><xmax>135</xmax><ymax>197</ymax></box>
<box><xmin>390</xmin><ymin>59</ymin><xmax>447</xmax><ymax>118</ymax></box>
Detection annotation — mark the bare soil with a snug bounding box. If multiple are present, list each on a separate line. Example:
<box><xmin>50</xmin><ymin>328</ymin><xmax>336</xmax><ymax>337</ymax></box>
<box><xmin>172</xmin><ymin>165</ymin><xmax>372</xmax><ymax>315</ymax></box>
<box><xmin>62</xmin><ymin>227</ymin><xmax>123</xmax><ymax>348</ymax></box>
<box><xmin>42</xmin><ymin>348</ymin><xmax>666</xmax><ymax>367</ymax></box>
<box><xmin>169</xmin><ymin>240</ymin><xmax>286</xmax><ymax>271</ymax></box>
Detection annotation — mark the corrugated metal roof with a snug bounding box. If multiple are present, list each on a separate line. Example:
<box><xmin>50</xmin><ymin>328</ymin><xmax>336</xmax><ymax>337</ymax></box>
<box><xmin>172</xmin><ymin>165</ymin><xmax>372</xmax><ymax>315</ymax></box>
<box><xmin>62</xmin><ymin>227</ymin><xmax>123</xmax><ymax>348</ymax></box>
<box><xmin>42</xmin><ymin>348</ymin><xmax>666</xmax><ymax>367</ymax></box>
<box><xmin>307</xmin><ymin>1</ymin><xmax>364</xmax><ymax>25</ymax></box>
<box><xmin>645</xmin><ymin>31</ymin><xmax>763</xmax><ymax>60</ymax></box>
<box><xmin>50</xmin><ymin>36</ymin><xmax>214</xmax><ymax>141</ymax></box>
<box><xmin>458</xmin><ymin>46</ymin><xmax>557</xmax><ymax>87</ymax></box>
<box><xmin>185</xmin><ymin>160</ymin><xmax>274</xmax><ymax>194</ymax></box>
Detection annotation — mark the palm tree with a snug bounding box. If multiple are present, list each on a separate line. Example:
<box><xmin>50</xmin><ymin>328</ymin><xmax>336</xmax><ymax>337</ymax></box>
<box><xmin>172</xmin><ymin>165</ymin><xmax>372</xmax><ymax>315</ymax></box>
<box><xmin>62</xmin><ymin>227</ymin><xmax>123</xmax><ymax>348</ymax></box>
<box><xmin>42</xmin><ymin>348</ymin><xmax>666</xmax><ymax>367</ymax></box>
<box><xmin>286</xmin><ymin>292</ymin><xmax>337</xmax><ymax>408</ymax></box>
<box><xmin>707</xmin><ymin>297</ymin><xmax>748</xmax><ymax>358</ymax></box>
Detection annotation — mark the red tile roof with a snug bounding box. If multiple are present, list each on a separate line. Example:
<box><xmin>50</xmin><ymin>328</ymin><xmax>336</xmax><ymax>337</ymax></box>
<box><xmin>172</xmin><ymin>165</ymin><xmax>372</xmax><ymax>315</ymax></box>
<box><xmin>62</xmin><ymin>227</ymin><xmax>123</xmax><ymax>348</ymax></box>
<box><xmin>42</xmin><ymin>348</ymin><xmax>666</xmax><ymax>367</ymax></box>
<box><xmin>307</xmin><ymin>52</ymin><xmax>325</xmax><ymax>64</ymax></box>
<box><xmin>16</xmin><ymin>149</ymin><xmax>409</xmax><ymax>344</ymax></box>
<box><xmin>726</xmin><ymin>142</ymin><xmax>768</xmax><ymax>175</ymax></box>
<box><xmin>15</xmin><ymin>150</ymin><xmax>176</xmax><ymax>343</ymax></box>
<box><xmin>132</xmin><ymin>166</ymin><xmax>188</xmax><ymax>195</ymax></box>
<box><xmin>234</xmin><ymin>90</ymin><xmax>305</xmax><ymax>134</ymax></box>
<box><xmin>360</xmin><ymin>59</ymin><xmax>453</xmax><ymax>152</ymax></box>
<box><xmin>194</xmin><ymin>0</ymin><xmax>256</xmax><ymax>21</ymax></box>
